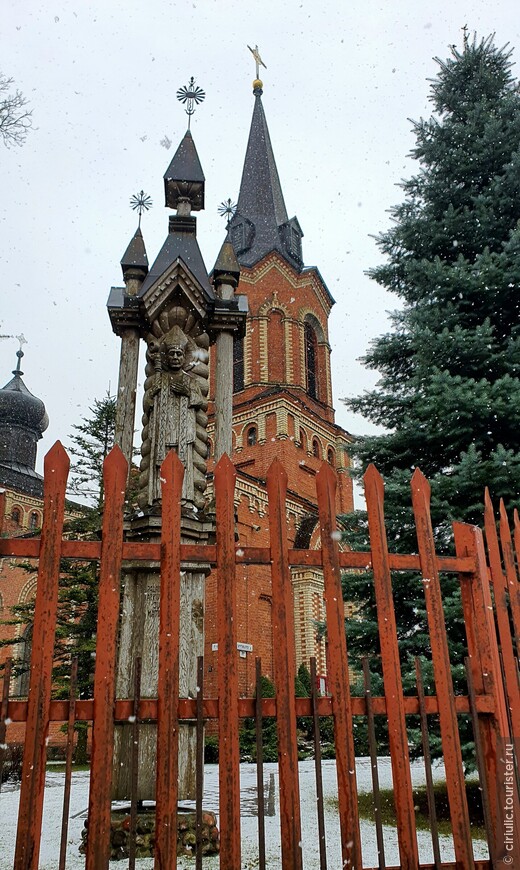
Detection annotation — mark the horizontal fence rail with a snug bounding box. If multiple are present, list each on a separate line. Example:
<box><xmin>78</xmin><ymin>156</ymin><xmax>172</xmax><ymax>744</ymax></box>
<box><xmin>0</xmin><ymin>441</ymin><xmax>519</xmax><ymax>869</ymax></box>
<box><xmin>0</xmin><ymin>537</ymin><xmax>478</xmax><ymax>573</ymax></box>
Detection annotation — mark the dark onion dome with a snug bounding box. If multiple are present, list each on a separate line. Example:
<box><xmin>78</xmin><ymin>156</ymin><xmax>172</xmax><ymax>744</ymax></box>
<box><xmin>0</xmin><ymin>350</ymin><xmax>48</xmax><ymax>435</ymax></box>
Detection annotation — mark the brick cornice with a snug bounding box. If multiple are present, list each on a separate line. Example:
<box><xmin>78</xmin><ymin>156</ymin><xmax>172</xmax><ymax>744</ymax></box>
<box><xmin>208</xmin><ymin>392</ymin><xmax>353</xmax><ymax>444</ymax></box>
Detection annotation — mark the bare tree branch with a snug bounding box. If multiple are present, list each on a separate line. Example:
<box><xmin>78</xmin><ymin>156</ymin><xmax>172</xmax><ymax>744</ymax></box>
<box><xmin>0</xmin><ymin>72</ymin><xmax>32</xmax><ymax>147</ymax></box>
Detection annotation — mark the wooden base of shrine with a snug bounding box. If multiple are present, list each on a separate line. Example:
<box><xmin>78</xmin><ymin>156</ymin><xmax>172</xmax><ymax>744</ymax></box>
<box><xmin>80</xmin><ymin>806</ymin><xmax>220</xmax><ymax>860</ymax></box>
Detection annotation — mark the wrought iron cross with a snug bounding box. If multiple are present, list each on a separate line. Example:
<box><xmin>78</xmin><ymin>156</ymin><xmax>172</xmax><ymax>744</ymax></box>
<box><xmin>247</xmin><ymin>44</ymin><xmax>267</xmax><ymax>79</ymax></box>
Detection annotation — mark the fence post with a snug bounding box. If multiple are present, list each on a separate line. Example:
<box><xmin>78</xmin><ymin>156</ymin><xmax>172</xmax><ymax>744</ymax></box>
<box><xmin>513</xmin><ymin>510</ymin><xmax>520</xmax><ymax>654</ymax></box>
<box><xmin>154</xmin><ymin>450</ymin><xmax>184</xmax><ymax>869</ymax></box>
<box><xmin>364</xmin><ymin>464</ymin><xmax>419</xmax><ymax>869</ymax></box>
<box><xmin>316</xmin><ymin>462</ymin><xmax>362</xmax><ymax>869</ymax></box>
<box><xmin>86</xmin><ymin>446</ymin><xmax>127</xmax><ymax>870</ymax></box>
<box><xmin>14</xmin><ymin>442</ymin><xmax>69</xmax><ymax>870</ymax></box>
<box><xmin>453</xmin><ymin>520</ymin><xmax>520</xmax><ymax>861</ymax></box>
<box><xmin>411</xmin><ymin>469</ymin><xmax>474</xmax><ymax>868</ymax></box>
<box><xmin>483</xmin><ymin>493</ymin><xmax>520</xmax><ymax>737</ymax></box>
<box><xmin>499</xmin><ymin>502</ymin><xmax>520</xmax><ymax>658</ymax></box>
<box><xmin>267</xmin><ymin>458</ymin><xmax>303</xmax><ymax>870</ymax></box>
<box><xmin>215</xmin><ymin>453</ymin><xmax>241</xmax><ymax>870</ymax></box>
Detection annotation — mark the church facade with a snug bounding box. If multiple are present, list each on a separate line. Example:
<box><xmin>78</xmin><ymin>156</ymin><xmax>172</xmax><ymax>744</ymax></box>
<box><xmin>204</xmin><ymin>80</ymin><xmax>354</xmax><ymax>696</ymax></box>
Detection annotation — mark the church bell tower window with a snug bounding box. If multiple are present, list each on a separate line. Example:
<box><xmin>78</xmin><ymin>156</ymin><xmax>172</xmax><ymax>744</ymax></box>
<box><xmin>305</xmin><ymin>323</ymin><xmax>318</xmax><ymax>399</ymax></box>
<box><xmin>290</xmin><ymin>226</ymin><xmax>301</xmax><ymax>259</ymax></box>
<box><xmin>231</xmin><ymin>222</ymin><xmax>245</xmax><ymax>253</ymax></box>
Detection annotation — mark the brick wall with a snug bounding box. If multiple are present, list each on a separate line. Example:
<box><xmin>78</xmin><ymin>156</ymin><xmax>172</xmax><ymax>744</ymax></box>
<box><xmin>205</xmin><ymin>252</ymin><xmax>354</xmax><ymax>696</ymax></box>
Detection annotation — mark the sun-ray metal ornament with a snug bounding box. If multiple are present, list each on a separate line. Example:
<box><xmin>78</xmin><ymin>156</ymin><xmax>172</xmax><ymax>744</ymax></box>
<box><xmin>176</xmin><ymin>77</ymin><xmax>206</xmax><ymax>130</ymax></box>
<box><xmin>130</xmin><ymin>190</ymin><xmax>153</xmax><ymax>227</ymax></box>
<box><xmin>218</xmin><ymin>198</ymin><xmax>237</xmax><ymax>230</ymax></box>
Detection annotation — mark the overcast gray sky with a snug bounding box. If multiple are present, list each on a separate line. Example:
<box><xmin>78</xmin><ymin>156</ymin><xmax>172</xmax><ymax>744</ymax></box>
<box><xmin>1</xmin><ymin>0</ymin><xmax>518</xmax><ymax>476</ymax></box>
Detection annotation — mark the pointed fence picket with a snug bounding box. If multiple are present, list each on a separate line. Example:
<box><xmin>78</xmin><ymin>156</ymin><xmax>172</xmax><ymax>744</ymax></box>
<box><xmin>454</xmin><ymin>519</ymin><xmax>520</xmax><ymax>859</ymax></box>
<box><xmin>498</xmin><ymin>501</ymin><xmax>520</xmax><ymax>659</ymax></box>
<box><xmin>154</xmin><ymin>451</ymin><xmax>184</xmax><ymax>869</ymax></box>
<box><xmin>215</xmin><ymin>454</ymin><xmax>241</xmax><ymax>869</ymax></box>
<box><xmin>364</xmin><ymin>464</ymin><xmax>419</xmax><ymax>870</ymax></box>
<box><xmin>0</xmin><ymin>442</ymin><xmax>519</xmax><ymax>868</ymax></box>
<box><xmin>14</xmin><ymin>441</ymin><xmax>70</xmax><ymax>870</ymax></box>
<box><xmin>513</xmin><ymin>509</ymin><xmax>520</xmax><ymax>653</ymax></box>
<box><xmin>86</xmin><ymin>445</ymin><xmax>127</xmax><ymax>870</ymax></box>
<box><xmin>267</xmin><ymin>459</ymin><xmax>303</xmax><ymax>870</ymax></box>
<box><xmin>316</xmin><ymin>461</ymin><xmax>362</xmax><ymax>868</ymax></box>
<box><xmin>483</xmin><ymin>491</ymin><xmax>520</xmax><ymax>739</ymax></box>
<box><xmin>410</xmin><ymin>469</ymin><xmax>474</xmax><ymax>868</ymax></box>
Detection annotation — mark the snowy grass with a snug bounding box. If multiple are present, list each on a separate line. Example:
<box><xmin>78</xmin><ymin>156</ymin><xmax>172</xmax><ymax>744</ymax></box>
<box><xmin>0</xmin><ymin>758</ymin><xmax>489</xmax><ymax>869</ymax></box>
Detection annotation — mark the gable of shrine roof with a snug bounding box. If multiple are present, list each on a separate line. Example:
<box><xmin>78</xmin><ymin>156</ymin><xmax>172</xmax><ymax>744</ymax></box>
<box><xmin>140</xmin><ymin>258</ymin><xmax>212</xmax><ymax>325</ymax></box>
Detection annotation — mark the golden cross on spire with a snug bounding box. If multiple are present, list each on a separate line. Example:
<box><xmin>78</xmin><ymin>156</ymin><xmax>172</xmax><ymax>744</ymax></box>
<box><xmin>248</xmin><ymin>44</ymin><xmax>267</xmax><ymax>80</ymax></box>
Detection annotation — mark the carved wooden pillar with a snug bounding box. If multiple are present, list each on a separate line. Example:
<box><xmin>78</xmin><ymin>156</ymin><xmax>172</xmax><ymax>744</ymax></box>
<box><xmin>213</xmin><ymin>244</ymin><xmax>240</xmax><ymax>460</ymax></box>
<box><xmin>114</xmin><ymin>327</ymin><xmax>140</xmax><ymax>466</ymax></box>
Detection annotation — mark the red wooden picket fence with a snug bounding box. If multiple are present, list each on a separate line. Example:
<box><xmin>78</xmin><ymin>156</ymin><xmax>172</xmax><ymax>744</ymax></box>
<box><xmin>0</xmin><ymin>441</ymin><xmax>519</xmax><ymax>869</ymax></box>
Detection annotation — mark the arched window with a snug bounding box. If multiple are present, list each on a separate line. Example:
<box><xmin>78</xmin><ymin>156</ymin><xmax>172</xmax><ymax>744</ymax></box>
<box><xmin>233</xmin><ymin>335</ymin><xmax>244</xmax><ymax>392</ymax></box>
<box><xmin>11</xmin><ymin>507</ymin><xmax>21</xmax><ymax>525</ymax></box>
<box><xmin>247</xmin><ymin>426</ymin><xmax>257</xmax><ymax>446</ymax></box>
<box><xmin>312</xmin><ymin>439</ymin><xmax>320</xmax><ymax>459</ymax></box>
<box><xmin>305</xmin><ymin>323</ymin><xmax>318</xmax><ymax>399</ymax></box>
<box><xmin>328</xmin><ymin>448</ymin><xmax>335</xmax><ymax>466</ymax></box>
<box><xmin>268</xmin><ymin>309</ymin><xmax>285</xmax><ymax>383</ymax></box>
<box><xmin>299</xmin><ymin>428</ymin><xmax>307</xmax><ymax>452</ymax></box>
<box><xmin>29</xmin><ymin>511</ymin><xmax>40</xmax><ymax>530</ymax></box>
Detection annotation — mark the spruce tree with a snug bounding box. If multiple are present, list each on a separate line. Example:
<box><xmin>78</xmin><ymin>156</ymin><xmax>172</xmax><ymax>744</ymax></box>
<box><xmin>68</xmin><ymin>392</ymin><xmax>116</xmax><ymax>507</ymax></box>
<box><xmin>342</xmin><ymin>34</ymin><xmax>520</xmax><ymax>762</ymax></box>
<box><xmin>348</xmin><ymin>33</ymin><xmax>520</xmax><ymax>522</ymax></box>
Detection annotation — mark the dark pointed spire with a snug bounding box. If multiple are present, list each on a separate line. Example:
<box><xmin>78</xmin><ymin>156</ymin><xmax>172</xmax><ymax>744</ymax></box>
<box><xmin>237</xmin><ymin>85</ymin><xmax>288</xmax><ymax>227</ymax></box>
<box><xmin>163</xmin><ymin>129</ymin><xmax>205</xmax><ymax>211</ymax></box>
<box><xmin>229</xmin><ymin>84</ymin><xmax>303</xmax><ymax>271</ymax></box>
<box><xmin>121</xmin><ymin>226</ymin><xmax>149</xmax><ymax>277</ymax></box>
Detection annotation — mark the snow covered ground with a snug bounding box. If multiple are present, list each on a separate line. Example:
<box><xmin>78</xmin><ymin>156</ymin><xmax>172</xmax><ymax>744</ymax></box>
<box><xmin>0</xmin><ymin>758</ymin><xmax>489</xmax><ymax>869</ymax></box>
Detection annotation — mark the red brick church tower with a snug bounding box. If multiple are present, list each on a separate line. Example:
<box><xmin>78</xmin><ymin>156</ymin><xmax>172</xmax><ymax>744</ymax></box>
<box><xmin>205</xmin><ymin>78</ymin><xmax>354</xmax><ymax>695</ymax></box>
